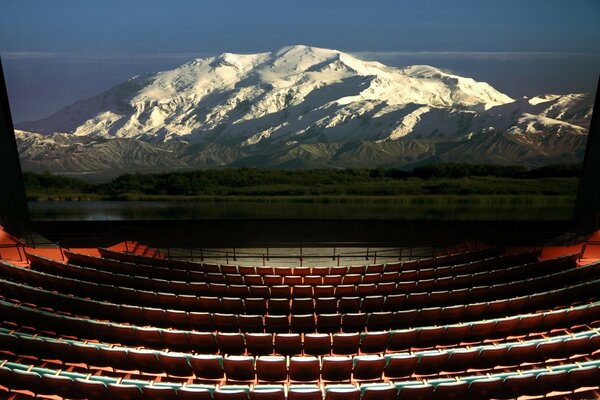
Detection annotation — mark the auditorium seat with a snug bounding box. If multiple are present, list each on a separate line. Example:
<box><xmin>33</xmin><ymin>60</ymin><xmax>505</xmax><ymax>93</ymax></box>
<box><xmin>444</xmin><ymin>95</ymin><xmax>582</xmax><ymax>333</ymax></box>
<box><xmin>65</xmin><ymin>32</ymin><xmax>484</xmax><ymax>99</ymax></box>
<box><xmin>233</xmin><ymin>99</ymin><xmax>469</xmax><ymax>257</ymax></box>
<box><xmin>189</xmin><ymin>354</ymin><xmax>225</xmax><ymax>381</ymax></box>
<box><xmin>250</xmin><ymin>385</ymin><xmax>286</xmax><ymax>400</ymax></box>
<box><xmin>360</xmin><ymin>384</ymin><xmax>398</xmax><ymax>400</ymax></box>
<box><xmin>323</xmin><ymin>385</ymin><xmax>360</xmax><ymax>400</ymax></box>
<box><xmin>352</xmin><ymin>355</ymin><xmax>385</xmax><ymax>381</ymax></box>
<box><xmin>332</xmin><ymin>333</ymin><xmax>360</xmax><ymax>355</ymax></box>
<box><xmin>224</xmin><ymin>356</ymin><xmax>255</xmax><ymax>382</ymax></box>
<box><xmin>246</xmin><ymin>333</ymin><xmax>274</xmax><ymax>355</ymax></box>
<box><xmin>303</xmin><ymin>333</ymin><xmax>331</xmax><ymax>356</ymax></box>
<box><xmin>274</xmin><ymin>333</ymin><xmax>302</xmax><ymax>355</ymax></box>
<box><xmin>289</xmin><ymin>355</ymin><xmax>320</xmax><ymax>382</ymax></box>
<box><xmin>256</xmin><ymin>355</ymin><xmax>287</xmax><ymax>382</ymax></box>
<box><xmin>287</xmin><ymin>384</ymin><xmax>322</xmax><ymax>400</ymax></box>
<box><xmin>321</xmin><ymin>356</ymin><xmax>352</xmax><ymax>381</ymax></box>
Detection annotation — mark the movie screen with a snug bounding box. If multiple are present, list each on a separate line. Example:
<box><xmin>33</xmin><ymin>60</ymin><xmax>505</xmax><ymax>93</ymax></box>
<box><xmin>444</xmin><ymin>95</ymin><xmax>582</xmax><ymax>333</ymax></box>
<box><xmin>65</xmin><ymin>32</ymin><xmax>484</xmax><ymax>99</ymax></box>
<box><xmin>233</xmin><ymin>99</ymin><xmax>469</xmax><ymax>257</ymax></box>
<box><xmin>2</xmin><ymin>0</ymin><xmax>598</xmax><ymax>221</ymax></box>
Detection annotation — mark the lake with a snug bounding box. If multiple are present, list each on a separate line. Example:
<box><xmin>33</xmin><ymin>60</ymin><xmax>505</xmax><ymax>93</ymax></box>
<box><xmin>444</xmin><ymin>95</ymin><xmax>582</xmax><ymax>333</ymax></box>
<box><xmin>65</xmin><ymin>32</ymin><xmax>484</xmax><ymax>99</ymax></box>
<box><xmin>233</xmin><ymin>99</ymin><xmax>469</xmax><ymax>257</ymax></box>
<box><xmin>28</xmin><ymin>196</ymin><xmax>575</xmax><ymax>221</ymax></box>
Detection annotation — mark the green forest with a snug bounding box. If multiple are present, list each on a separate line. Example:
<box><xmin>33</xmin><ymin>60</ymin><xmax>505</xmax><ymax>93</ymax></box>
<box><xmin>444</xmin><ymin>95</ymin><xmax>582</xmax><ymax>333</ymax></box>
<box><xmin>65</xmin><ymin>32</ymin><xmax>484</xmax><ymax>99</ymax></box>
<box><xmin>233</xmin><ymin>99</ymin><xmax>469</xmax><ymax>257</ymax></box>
<box><xmin>23</xmin><ymin>163</ymin><xmax>581</xmax><ymax>201</ymax></box>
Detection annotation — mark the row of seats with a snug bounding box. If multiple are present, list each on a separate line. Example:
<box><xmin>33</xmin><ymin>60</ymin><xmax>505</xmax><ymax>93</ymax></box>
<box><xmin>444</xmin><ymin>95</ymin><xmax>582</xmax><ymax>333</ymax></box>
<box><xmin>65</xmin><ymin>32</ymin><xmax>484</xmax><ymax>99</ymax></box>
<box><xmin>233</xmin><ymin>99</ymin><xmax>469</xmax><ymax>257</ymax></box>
<box><xmin>98</xmin><ymin>246</ymin><xmax>504</xmax><ymax>275</ymax></box>
<box><xmin>3</xmin><ymin>257</ymin><xmax>594</xmax><ymax>315</ymax></box>
<box><xmin>66</xmin><ymin>249</ymin><xmax>539</xmax><ymax>283</ymax></box>
<box><xmin>2</xmin><ymin>272</ymin><xmax>598</xmax><ymax>333</ymax></box>
<box><xmin>1</xmin><ymin>325</ymin><xmax>597</xmax><ymax>380</ymax></box>
<box><xmin>28</xmin><ymin>252</ymin><xmax>570</xmax><ymax>295</ymax></box>
<box><xmin>1</xmin><ymin>356</ymin><xmax>598</xmax><ymax>400</ymax></box>
<box><xmin>2</xmin><ymin>292</ymin><xmax>598</xmax><ymax>353</ymax></box>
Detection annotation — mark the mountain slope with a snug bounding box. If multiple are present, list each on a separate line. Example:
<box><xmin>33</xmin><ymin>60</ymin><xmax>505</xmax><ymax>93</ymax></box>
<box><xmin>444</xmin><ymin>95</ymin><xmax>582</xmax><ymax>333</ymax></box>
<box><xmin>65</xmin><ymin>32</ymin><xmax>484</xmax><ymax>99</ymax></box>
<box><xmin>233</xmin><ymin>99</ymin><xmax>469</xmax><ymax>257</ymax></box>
<box><xmin>15</xmin><ymin>45</ymin><xmax>593</xmax><ymax>174</ymax></box>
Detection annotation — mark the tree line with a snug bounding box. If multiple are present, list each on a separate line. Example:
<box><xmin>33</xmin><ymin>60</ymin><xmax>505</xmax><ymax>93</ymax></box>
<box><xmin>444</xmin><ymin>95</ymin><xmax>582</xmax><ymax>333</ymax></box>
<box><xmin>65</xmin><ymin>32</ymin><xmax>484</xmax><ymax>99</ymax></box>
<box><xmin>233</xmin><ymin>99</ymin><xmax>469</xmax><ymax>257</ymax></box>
<box><xmin>23</xmin><ymin>163</ymin><xmax>582</xmax><ymax>197</ymax></box>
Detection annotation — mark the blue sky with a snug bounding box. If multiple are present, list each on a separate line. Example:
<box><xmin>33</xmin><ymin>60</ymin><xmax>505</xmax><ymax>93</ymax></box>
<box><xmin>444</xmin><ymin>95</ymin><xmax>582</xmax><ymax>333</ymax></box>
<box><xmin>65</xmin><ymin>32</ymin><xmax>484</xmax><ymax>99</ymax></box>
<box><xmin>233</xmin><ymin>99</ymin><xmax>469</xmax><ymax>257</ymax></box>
<box><xmin>1</xmin><ymin>0</ymin><xmax>599</xmax><ymax>122</ymax></box>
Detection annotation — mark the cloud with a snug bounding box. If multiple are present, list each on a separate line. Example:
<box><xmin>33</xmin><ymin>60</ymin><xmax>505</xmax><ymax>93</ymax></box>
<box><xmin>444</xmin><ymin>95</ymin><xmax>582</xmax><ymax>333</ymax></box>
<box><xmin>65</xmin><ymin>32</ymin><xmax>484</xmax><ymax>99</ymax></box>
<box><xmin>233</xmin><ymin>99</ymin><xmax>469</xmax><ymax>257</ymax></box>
<box><xmin>1</xmin><ymin>51</ymin><xmax>57</xmax><ymax>60</ymax></box>
<box><xmin>350</xmin><ymin>51</ymin><xmax>600</xmax><ymax>62</ymax></box>
<box><xmin>1</xmin><ymin>51</ymin><xmax>217</xmax><ymax>62</ymax></box>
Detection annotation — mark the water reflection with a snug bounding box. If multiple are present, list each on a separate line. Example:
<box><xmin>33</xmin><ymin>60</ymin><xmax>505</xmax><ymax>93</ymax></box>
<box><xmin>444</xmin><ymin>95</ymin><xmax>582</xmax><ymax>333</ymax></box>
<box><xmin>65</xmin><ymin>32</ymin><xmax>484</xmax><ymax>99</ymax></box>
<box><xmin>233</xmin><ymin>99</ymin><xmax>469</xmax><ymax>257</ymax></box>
<box><xmin>28</xmin><ymin>198</ymin><xmax>574</xmax><ymax>221</ymax></box>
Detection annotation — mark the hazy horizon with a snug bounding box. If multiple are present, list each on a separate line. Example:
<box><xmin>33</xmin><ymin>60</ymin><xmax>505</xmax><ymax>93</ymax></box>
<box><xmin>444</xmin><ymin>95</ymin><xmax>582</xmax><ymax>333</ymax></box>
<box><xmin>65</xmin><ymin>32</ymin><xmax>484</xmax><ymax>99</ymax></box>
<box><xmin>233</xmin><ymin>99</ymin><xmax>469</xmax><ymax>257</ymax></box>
<box><xmin>1</xmin><ymin>0</ymin><xmax>599</xmax><ymax>122</ymax></box>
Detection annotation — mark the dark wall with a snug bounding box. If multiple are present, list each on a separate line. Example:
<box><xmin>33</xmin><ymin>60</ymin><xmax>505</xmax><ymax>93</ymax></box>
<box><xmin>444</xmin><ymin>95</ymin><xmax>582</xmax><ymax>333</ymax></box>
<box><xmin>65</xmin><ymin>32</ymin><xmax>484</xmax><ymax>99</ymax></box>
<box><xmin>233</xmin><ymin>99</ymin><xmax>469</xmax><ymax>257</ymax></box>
<box><xmin>574</xmin><ymin>76</ymin><xmax>600</xmax><ymax>228</ymax></box>
<box><xmin>0</xmin><ymin>57</ymin><xmax>30</xmax><ymax>232</ymax></box>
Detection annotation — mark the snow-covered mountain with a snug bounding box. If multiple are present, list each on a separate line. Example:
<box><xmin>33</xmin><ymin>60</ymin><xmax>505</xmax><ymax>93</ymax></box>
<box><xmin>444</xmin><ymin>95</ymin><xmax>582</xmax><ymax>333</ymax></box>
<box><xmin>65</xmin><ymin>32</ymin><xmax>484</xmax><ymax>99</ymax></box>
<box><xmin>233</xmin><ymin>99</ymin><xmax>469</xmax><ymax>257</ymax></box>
<box><xmin>15</xmin><ymin>45</ymin><xmax>593</xmax><ymax>175</ymax></box>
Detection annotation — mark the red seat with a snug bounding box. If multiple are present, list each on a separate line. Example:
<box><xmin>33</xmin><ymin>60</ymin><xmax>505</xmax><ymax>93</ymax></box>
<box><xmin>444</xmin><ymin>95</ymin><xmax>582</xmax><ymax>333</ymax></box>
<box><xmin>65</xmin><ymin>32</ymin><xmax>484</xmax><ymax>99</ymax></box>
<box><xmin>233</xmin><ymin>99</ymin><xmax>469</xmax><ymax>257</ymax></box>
<box><xmin>239</xmin><ymin>265</ymin><xmax>256</xmax><ymax>275</ymax></box>
<box><xmin>338</xmin><ymin>297</ymin><xmax>361</xmax><ymax>313</ymax></box>
<box><xmin>321</xmin><ymin>356</ymin><xmax>352</xmax><ymax>382</ymax></box>
<box><xmin>335</xmin><ymin>285</ymin><xmax>355</xmax><ymax>298</ymax></box>
<box><xmin>501</xmin><ymin>373</ymin><xmax>537</xmax><ymax>397</ymax></box>
<box><xmin>10</xmin><ymin>368</ymin><xmax>43</xmax><ymax>392</ymax></box>
<box><xmin>178</xmin><ymin>386</ymin><xmax>214</xmax><ymax>400</ymax></box>
<box><xmin>217</xmin><ymin>333</ymin><xmax>246</xmax><ymax>354</ymax></box>
<box><xmin>284</xmin><ymin>275</ymin><xmax>303</xmax><ymax>285</ymax></box>
<box><xmin>270</xmin><ymin>285</ymin><xmax>291</xmax><ymax>298</ymax></box>
<box><xmin>361</xmin><ymin>385</ymin><xmax>398</xmax><ymax>400</ymax></box>
<box><xmin>244</xmin><ymin>275</ymin><xmax>264</xmax><ymax>285</ymax></box>
<box><xmin>304</xmin><ymin>275</ymin><xmax>323</xmax><ymax>285</ymax></box>
<box><xmin>315</xmin><ymin>298</ymin><xmax>338</xmax><ymax>314</ymax></box>
<box><xmin>291</xmin><ymin>314</ymin><xmax>316</xmax><ymax>333</ymax></box>
<box><xmin>275</xmin><ymin>333</ymin><xmax>303</xmax><ymax>355</ymax></box>
<box><xmin>224</xmin><ymin>356</ymin><xmax>255</xmax><ymax>382</ymax></box>
<box><xmin>265</xmin><ymin>315</ymin><xmax>290</xmax><ymax>333</ymax></box>
<box><xmin>292</xmin><ymin>298</ymin><xmax>315</xmax><ymax>314</ymax></box>
<box><xmin>342</xmin><ymin>274</ymin><xmax>361</xmax><ymax>285</ymax></box>
<box><xmin>366</xmin><ymin>312</ymin><xmax>394</xmax><ymax>331</ymax></box>
<box><xmin>397</xmin><ymin>383</ymin><xmax>434</xmax><ymax>400</ymax></box>
<box><xmin>239</xmin><ymin>314</ymin><xmax>265</xmax><ymax>333</ymax></box>
<box><xmin>189</xmin><ymin>312</ymin><xmax>214</xmax><ymax>331</ymax></box>
<box><xmin>384</xmin><ymin>354</ymin><xmax>418</xmax><ymax>379</ymax></box>
<box><xmin>264</xmin><ymin>275</ymin><xmax>283</xmax><ymax>285</ymax></box>
<box><xmin>432</xmin><ymin>381</ymin><xmax>468</xmax><ymax>400</ymax></box>
<box><xmin>128</xmin><ymin>349</ymin><xmax>163</xmax><ymax>373</ymax></box>
<box><xmin>536</xmin><ymin>370</ymin><xmax>569</xmax><ymax>393</ymax></box>
<box><xmin>342</xmin><ymin>313</ymin><xmax>367</xmax><ymax>332</ymax></box>
<box><xmin>256</xmin><ymin>356</ymin><xmax>288</xmax><ymax>382</ymax></box>
<box><xmin>75</xmin><ymin>377</ymin><xmax>109</xmax><ymax>399</ymax></box>
<box><xmin>141</xmin><ymin>385</ymin><xmax>179</xmax><ymax>400</ymax></box>
<box><xmin>246</xmin><ymin>333</ymin><xmax>274</xmax><ymax>355</ymax></box>
<box><xmin>293</xmin><ymin>285</ymin><xmax>314</xmax><ymax>298</ymax></box>
<box><xmin>42</xmin><ymin>374</ymin><xmax>76</xmax><ymax>398</ymax></box>
<box><xmin>314</xmin><ymin>285</ymin><xmax>335</xmax><ymax>297</ymax></box>
<box><xmin>214</xmin><ymin>313</ymin><xmax>240</xmax><ymax>332</ymax></box>
<box><xmin>287</xmin><ymin>384</ymin><xmax>322</xmax><ymax>400</ymax></box>
<box><xmin>222</xmin><ymin>297</ymin><xmax>245</xmax><ymax>313</ymax></box>
<box><xmin>324</xmin><ymin>385</ymin><xmax>360</xmax><ymax>400</ymax></box>
<box><xmin>157</xmin><ymin>352</ymin><xmax>193</xmax><ymax>377</ymax></box>
<box><xmin>249</xmin><ymin>286</ymin><xmax>271</xmax><ymax>298</ymax></box>
<box><xmin>268</xmin><ymin>298</ymin><xmax>291</xmax><ymax>315</ymax></box>
<box><xmin>362</xmin><ymin>296</ymin><xmax>385</xmax><ymax>312</ymax></box>
<box><xmin>250</xmin><ymin>386</ymin><xmax>286</xmax><ymax>400</ymax></box>
<box><xmin>293</xmin><ymin>267</ymin><xmax>311</xmax><ymax>277</ymax></box>
<box><xmin>388</xmin><ymin>330</ymin><xmax>418</xmax><ymax>351</ymax></box>
<box><xmin>289</xmin><ymin>356</ymin><xmax>320</xmax><ymax>382</ymax></box>
<box><xmin>187</xmin><ymin>332</ymin><xmax>218</xmax><ymax>353</ymax></box>
<box><xmin>567</xmin><ymin>365</ymin><xmax>600</xmax><ymax>389</ymax></box>
<box><xmin>352</xmin><ymin>355</ymin><xmax>385</xmax><ymax>381</ymax></box>
<box><xmin>359</xmin><ymin>331</ymin><xmax>390</xmax><ymax>354</ymax></box>
<box><xmin>332</xmin><ymin>333</ymin><xmax>360</xmax><ymax>355</ymax></box>
<box><xmin>189</xmin><ymin>354</ymin><xmax>225</xmax><ymax>381</ymax></box>
<box><xmin>468</xmin><ymin>377</ymin><xmax>502</xmax><ymax>398</ymax></box>
<box><xmin>393</xmin><ymin>309</ymin><xmax>418</xmax><ymax>329</ymax></box>
<box><xmin>107</xmin><ymin>382</ymin><xmax>144</xmax><ymax>400</ymax></box>
<box><xmin>323</xmin><ymin>275</ymin><xmax>343</xmax><ymax>285</ymax></box>
<box><xmin>214</xmin><ymin>387</ymin><xmax>251</xmax><ymax>400</ymax></box>
<box><xmin>416</xmin><ymin>351</ymin><xmax>449</xmax><ymax>375</ymax></box>
<box><xmin>257</xmin><ymin>266</ymin><xmax>275</xmax><ymax>276</ymax></box>
<box><xmin>304</xmin><ymin>333</ymin><xmax>331</xmax><ymax>356</ymax></box>
<box><xmin>316</xmin><ymin>314</ymin><xmax>341</xmax><ymax>333</ymax></box>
